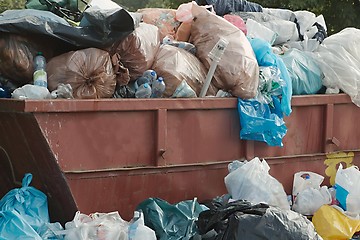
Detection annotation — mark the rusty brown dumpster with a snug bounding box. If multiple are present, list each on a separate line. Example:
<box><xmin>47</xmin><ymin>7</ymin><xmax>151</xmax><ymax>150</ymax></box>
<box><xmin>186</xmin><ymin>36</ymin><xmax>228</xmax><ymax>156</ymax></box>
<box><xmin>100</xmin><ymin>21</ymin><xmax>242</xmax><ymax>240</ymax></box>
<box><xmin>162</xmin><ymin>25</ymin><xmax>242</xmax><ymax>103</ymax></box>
<box><xmin>0</xmin><ymin>93</ymin><xmax>359</xmax><ymax>224</ymax></box>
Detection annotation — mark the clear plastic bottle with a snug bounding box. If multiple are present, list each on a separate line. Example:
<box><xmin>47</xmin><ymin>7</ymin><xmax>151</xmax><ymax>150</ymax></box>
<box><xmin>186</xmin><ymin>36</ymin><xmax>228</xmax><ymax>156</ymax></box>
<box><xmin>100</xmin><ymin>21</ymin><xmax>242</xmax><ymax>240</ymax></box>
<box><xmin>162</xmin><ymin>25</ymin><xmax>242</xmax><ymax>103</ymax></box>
<box><xmin>151</xmin><ymin>77</ymin><xmax>166</xmax><ymax>98</ymax></box>
<box><xmin>33</xmin><ymin>52</ymin><xmax>48</xmax><ymax>88</ymax></box>
<box><xmin>135</xmin><ymin>76</ymin><xmax>151</xmax><ymax>90</ymax></box>
<box><xmin>135</xmin><ymin>83</ymin><xmax>152</xmax><ymax>98</ymax></box>
<box><xmin>142</xmin><ymin>70</ymin><xmax>157</xmax><ymax>85</ymax></box>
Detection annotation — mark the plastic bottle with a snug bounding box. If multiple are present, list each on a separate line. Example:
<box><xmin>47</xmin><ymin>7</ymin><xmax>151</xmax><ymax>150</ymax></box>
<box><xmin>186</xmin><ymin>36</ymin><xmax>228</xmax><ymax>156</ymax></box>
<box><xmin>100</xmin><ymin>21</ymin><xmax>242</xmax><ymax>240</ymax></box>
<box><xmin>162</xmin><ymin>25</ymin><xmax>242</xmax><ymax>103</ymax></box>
<box><xmin>142</xmin><ymin>70</ymin><xmax>157</xmax><ymax>85</ymax></box>
<box><xmin>151</xmin><ymin>77</ymin><xmax>166</xmax><ymax>98</ymax></box>
<box><xmin>135</xmin><ymin>76</ymin><xmax>151</xmax><ymax>90</ymax></box>
<box><xmin>162</xmin><ymin>36</ymin><xmax>197</xmax><ymax>54</ymax></box>
<box><xmin>135</xmin><ymin>83</ymin><xmax>152</xmax><ymax>98</ymax></box>
<box><xmin>33</xmin><ymin>52</ymin><xmax>48</xmax><ymax>88</ymax></box>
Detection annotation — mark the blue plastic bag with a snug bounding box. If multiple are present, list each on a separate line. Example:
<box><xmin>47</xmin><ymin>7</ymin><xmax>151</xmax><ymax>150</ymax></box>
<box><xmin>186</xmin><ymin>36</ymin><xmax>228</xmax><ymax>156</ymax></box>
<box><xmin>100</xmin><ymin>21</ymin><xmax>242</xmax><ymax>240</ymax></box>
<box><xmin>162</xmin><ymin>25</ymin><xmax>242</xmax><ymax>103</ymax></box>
<box><xmin>280</xmin><ymin>48</ymin><xmax>323</xmax><ymax>95</ymax></box>
<box><xmin>238</xmin><ymin>98</ymin><xmax>287</xmax><ymax>146</ymax></box>
<box><xmin>136</xmin><ymin>198</ymin><xmax>205</xmax><ymax>240</ymax></box>
<box><xmin>0</xmin><ymin>210</ymin><xmax>42</xmax><ymax>239</ymax></box>
<box><xmin>249</xmin><ymin>38</ymin><xmax>292</xmax><ymax>116</ymax></box>
<box><xmin>0</xmin><ymin>173</ymin><xmax>49</xmax><ymax>232</ymax></box>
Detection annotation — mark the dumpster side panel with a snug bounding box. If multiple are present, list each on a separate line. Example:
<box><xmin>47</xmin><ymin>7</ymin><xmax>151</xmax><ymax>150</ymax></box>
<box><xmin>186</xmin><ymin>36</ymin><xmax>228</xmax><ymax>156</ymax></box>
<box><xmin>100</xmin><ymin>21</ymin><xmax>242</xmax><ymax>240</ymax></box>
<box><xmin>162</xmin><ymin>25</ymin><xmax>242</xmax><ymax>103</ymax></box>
<box><xmin>0</xmin><ymin>112</ymin><xmax>77</xmax><ymax>224</ymax></box>
<box><xmin>166</xmin><ymin>109</ymin><xmax>245</xmax><ymax>165</ymax></box>
<box><xmin>35</xmin><ymin>111</ymin><xmax>156</xmax><ymax>171</ymax></box>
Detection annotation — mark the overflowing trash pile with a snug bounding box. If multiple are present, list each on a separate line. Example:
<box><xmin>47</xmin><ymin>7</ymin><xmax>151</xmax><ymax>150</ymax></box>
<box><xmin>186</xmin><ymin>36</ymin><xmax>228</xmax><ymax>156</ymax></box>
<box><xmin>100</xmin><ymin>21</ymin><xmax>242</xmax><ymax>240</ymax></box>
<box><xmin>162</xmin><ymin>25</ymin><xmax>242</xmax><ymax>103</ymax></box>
<box><xmin>4</xmin><ymin>158</ymin><xmax>360</xmax><ymax>239</ymax></box>
<box><xmin>1</xmin><ymin>0</ymin><xmax>360</xmax><ymax>146</ymax></box>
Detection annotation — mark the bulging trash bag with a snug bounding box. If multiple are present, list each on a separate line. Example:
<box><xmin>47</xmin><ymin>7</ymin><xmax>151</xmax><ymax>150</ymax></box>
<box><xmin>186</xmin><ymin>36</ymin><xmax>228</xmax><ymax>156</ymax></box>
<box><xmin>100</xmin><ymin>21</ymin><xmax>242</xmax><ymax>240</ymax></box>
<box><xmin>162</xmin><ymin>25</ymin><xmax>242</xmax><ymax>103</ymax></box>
<box><xmin>0</xmin><ymin>210</ymin><xmax>42</xmax><ymax>240</ymax></box>
<box><xmin>312</xmin><ymin>28</ymin><xmax>360</xmax><ymax>107</ymax></box>
<box><xmin>63</xmin><ymin>211</ymin><xmax>129</xmax><ymax>239</ymax></box>
<box><xmin>224</xmin><ymin>157</ymin><xmax>290</xmax><ymax>210</ymax></box>
<box><xmin>292</xmin><ymin>187</ymin><xmax>331</xmax><ymax>216</ymax></box>
<box><xmin>335</xmin><ymin>164</ymin><xmax>360</xmax><ymax>213</ymax></box>
<box><xmin>136</xmin><ymin>197</ymin><xmax>205</xmax><ymax>240</ymax></box>
<box><xmin>198</xmin><ymin>200</ymin><xmax>322</xmax><ymax>240</ymax></box>
<box><xmin>280</xmin><ymin>48</ymin><xmax>323</xmax><ymax>95</ymax></box>
<box><xmin>312</xmin><ymin>205</ymin><xmax>360</xmax><ymax>240</ymax></box>
<box><xmin>190</xmin><ymin>4</ymin><xmax>259</xmax><ymax>99</ymax></box>
<box><xmin>47</xmin><ymin>48</ymin><xmax>116</xmax><ymax>99</ymax></box>
<box><xmin>0</xmin><ymin>173</ymin><xmax>49</xmax><ymax>232</ymax></box>
<box><xmin>196</xmin><ymin>0</ymin><xmax>263</xmax><ymax>16</ymax></box>
<box><xmin>152</xmin><ymin>45</ymin><xmax>217</xmax><ymax>97</ymax></box>
<box><xmin>111</xmin><ymin>23</ymin><xmax>161</xmax><ymax>81</ymax></box>
<box><xmin>137</xmin><ymin>8</ymin><xmax>180</xmax><ymax>39</ymax></box>
<box><xmin>0</xmin><ymin>33</ymin><xmax>58</xmax><ymax>85</ymax></box>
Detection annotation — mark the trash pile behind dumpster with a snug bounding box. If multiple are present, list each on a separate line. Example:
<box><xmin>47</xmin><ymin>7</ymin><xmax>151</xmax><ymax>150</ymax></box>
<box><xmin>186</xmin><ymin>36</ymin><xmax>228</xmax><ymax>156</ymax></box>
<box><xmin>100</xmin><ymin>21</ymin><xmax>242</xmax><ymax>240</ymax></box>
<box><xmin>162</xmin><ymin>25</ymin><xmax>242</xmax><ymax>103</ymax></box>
<box><xmin>5</xmin><ymin>158</ymin><xmax>360</xmax><ymax>239</ymax></box>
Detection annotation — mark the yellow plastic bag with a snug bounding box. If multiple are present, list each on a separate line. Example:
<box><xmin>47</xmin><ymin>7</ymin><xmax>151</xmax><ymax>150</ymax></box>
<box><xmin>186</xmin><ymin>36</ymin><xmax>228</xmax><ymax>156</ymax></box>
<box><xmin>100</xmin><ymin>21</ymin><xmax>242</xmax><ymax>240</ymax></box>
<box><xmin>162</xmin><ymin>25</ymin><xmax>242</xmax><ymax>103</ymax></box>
<box><xmin>312</xmin><ymin>205</ymin><xmax>360</xmax><ymax>240</ymax></box>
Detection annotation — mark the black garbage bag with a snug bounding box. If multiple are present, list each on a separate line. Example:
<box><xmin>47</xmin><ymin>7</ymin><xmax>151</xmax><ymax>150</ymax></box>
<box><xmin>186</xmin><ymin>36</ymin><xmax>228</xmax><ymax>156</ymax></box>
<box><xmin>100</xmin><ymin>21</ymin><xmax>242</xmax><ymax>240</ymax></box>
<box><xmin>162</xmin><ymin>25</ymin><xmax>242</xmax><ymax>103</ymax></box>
<box><xmin>0</xmin><ymin>7</ymin><xmax>134</xmax><ymax>48</ymax></box>
<box><xmin>195</xmin><ymin>0</ymin><xmax>263</xmax><ymax>16</ymax></box>
<box><xmin>198</xmin><ymin>199</ymin><xmax>323</xmax><ymax>240</ymax></box>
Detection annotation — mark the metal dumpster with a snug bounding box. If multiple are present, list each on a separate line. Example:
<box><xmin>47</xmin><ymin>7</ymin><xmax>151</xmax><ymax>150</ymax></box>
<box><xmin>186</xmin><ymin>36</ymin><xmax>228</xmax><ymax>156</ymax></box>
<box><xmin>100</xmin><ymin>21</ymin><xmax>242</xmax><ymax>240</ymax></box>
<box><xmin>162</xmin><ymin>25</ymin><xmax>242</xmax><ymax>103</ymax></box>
<box><xmin>0</xmin><ymin>93</ymin><xmax>359</xmax><ymax>224</ymax></box>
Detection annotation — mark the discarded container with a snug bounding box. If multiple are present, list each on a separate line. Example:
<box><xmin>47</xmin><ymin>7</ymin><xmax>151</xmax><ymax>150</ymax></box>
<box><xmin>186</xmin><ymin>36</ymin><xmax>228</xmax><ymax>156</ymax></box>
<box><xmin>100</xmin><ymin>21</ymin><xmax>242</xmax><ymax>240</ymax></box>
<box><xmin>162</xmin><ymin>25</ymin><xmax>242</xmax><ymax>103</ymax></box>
<box><xmin>0</xmin><ymin>94</ymin><xmax>359</xmax><ymax>225</ymax></box>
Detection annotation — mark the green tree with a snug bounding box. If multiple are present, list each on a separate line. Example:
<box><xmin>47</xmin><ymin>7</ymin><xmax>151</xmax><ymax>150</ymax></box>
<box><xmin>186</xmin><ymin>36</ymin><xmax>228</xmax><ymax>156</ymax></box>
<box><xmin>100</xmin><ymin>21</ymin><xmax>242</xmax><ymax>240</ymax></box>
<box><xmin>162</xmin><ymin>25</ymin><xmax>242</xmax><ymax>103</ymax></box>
<box><xmin>0</xmin><ymin>0</ymin><xmax>26</xmax><ymax>13</ymax></box>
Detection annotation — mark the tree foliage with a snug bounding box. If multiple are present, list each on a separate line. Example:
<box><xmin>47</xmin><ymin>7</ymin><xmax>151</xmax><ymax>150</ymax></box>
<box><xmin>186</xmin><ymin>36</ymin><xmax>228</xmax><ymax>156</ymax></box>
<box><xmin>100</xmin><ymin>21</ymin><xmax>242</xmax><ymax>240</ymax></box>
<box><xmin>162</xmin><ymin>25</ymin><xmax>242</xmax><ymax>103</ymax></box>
<box><xmin>0</xmin><ymin>0</ymin><xmax>26</xmax><ymax>13</ymax></box>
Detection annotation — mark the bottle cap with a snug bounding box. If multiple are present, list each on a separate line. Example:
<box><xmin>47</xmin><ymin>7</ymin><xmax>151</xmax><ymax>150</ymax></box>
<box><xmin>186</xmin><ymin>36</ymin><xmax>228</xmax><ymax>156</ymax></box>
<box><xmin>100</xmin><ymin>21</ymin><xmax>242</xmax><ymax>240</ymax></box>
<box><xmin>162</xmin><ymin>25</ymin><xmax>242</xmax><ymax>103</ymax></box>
<box><xmin>158</xmin><ymin>77</ymin><xmax>164</xmax><ymax>82</ymax></box>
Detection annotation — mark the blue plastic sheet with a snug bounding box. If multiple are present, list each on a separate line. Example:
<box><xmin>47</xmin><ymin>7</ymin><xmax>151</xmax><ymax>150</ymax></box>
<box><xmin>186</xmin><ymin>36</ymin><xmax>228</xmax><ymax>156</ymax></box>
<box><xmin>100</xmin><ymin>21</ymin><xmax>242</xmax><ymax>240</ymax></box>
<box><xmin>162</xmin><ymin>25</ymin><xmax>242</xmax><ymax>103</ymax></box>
<box><xmin>0</xmin><ymin>210</ymin><xmax>42</xmax><ymax>240</ymax></box>
<box><xmin>249</xmin><ymin>38</ymin><xmax>292</xmax><ymax>116</ymax></box>
<box><xmin>238</xmin><ymin>98</ymin><xmax>287</xmax><ymax>147</ymax></box>
<box><xmin>0</xmin><ymin>173</ymin><xmax>49</xmax><ymax>232</ymax></box>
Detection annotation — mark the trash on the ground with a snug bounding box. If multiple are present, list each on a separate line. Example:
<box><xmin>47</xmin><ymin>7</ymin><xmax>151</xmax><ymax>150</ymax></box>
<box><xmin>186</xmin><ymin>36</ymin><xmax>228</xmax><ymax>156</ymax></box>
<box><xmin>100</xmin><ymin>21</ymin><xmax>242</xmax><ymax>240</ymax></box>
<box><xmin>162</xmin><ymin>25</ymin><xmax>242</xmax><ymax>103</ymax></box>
<box><xmin>197</xmin><ymin>199</ymin><xmax>322</xmax><ymax>240</ymax></box>
<box><xmin>225</xmin><ymin>157</ymin><xmax>290</xmax><ymax>209</ymax></box>
<box><xmin>136</xmin><ymin>197</ymin><xmax>206</xmax><ymax>240</ymax></box>
<box><xmin>47</xmin><ymin>48</ymin><xmax>117</xmax><ymax>99</ymax></box>
<box><xmin>61</xmin><ymin>210</ymin><xmax>156</xmax><ymax>240</ymax></box>
<box><xmin>0</xmin><ymin>173</ymin><xmax>63</xmax><ymax>239</ymax></box>
<box><xmin>335</xmin><ymin>164</ymin><xmax>360</xmax><ymax>213</ymax></box>
<box><xmin>312</xmin><ymin>205</ymin><xmax>360</xmax><ymax>240</ymax></box>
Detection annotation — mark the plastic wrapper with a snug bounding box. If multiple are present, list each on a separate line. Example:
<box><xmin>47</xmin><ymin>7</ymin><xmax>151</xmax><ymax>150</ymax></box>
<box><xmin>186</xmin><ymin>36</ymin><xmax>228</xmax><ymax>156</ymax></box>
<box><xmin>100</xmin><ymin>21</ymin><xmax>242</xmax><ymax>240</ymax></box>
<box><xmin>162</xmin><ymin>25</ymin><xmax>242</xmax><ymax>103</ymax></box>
<box><xmin>152</xmin><ymin>45</ymin><xmax>217</xmax><ymax>97</ymax></box>
<box><xmin>47</xmin><ymin>48</ymin><xmax>116</xmax><ymax>99</ymax></box>
<box><xmin>137</xmin><ymin>8</ymin><xmax>180</xmax><ymax>39</ymax></box>
<box><xmin>256</xmin><ymin>66</ymin><xmax>285</xmax><ymax>106</ymax></box>
<box><xmin>111</xmin><ymin>23</ymin><xmax>161</xmax><ymax>81</ymax></box>
<box><xmin>190</xmin><ymin>4</ymin><xmax>259</xmax><ymax>99</ymax></box>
